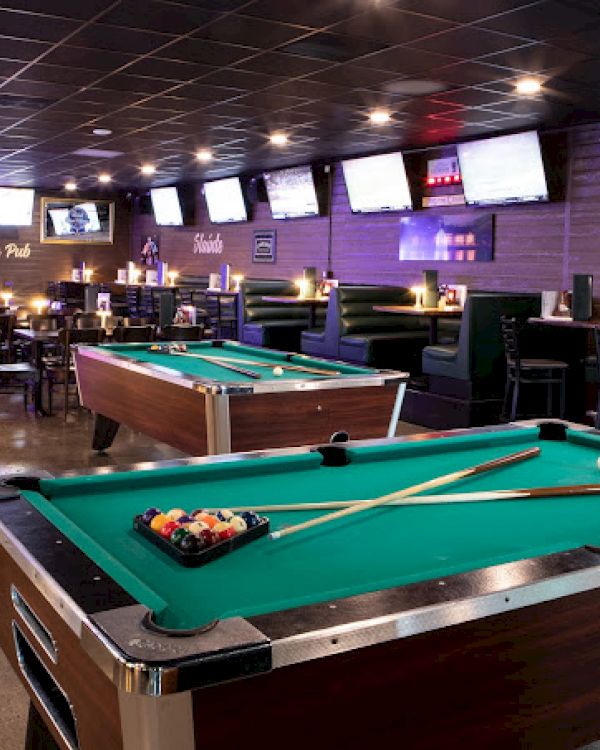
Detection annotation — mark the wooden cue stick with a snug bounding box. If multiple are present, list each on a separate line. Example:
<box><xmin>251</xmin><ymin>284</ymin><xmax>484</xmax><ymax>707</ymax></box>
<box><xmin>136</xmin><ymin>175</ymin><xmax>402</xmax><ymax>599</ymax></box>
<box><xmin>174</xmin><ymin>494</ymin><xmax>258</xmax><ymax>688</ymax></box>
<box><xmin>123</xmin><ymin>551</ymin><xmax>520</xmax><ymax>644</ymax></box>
<box><xmin>208</xmin><ymin>483</ymin><xmax>600</xmax><ymax>513</ymax></box>
<box><xmin>161</xmin><ymin>350</ymin><xmax>262</xmax><ymax>379</ymax></box>
<box><xmin>200</xmin><ymin>353</ymin><xmax>339</xmax><ymax>376</ymax></box>
<box><xmin>269</xmin><ymin>446</ymin><xmax>541</xmax><ymax>540</ymax></box>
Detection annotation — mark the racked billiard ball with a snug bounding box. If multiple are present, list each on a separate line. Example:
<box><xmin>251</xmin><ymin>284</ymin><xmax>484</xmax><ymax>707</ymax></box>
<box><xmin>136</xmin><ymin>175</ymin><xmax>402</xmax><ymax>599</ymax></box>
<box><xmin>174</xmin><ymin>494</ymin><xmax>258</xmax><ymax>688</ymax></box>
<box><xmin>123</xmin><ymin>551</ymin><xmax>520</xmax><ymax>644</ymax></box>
<box><xmin>166</xmin><ymin>508</ymin><xmax>186</xmax><ymax>522</ymax></box>
<box><xmin>230</xmin><ymin>515</ymin><xmax>247</xmax><ymax>534</ymax></box>
<box><xmin>188</xmin><ymin>521</ymin><xmax>209</xmax><ymax>536</ymax></box>
<box><xmin>142</xmin><ymin>507</ymin><xmax>161</xmax><ymax>525</ymax></box>
<box><xmin>213</xmin><ymin>521</ymin><xmax>235</xmax><ymax>541</ymax></box>
<box><xmin>170</xmin><ymin>527</ymin><xmax>189</xmax><ymax>547</ymax></box>
<box><xmin>178</xmin><ymin>515</ymin><xmax>195</xmax><ymax>525</ymax></box>
<box><xmin>198</xmin><ymin>528</ymin><xmax>214</xmax><ymax>548</ymax></box>
<box><xmin>194</xmin><ymin>512</ymin><xmax>218</xmax><ymax>529</ymax></box>
<box><xmin>240</xmin><ymin>511</ymin><xmax>260</xmax><ymax>529</ymax></box>
<box><xmin>150</xmin><ymin>513</ymin><xmax>169</xmax><ymax>532</ymax></box>
<box><xmin>160</xmin><ymin>521</ymin><xmax>180</xmax><ymax>539</ymax></box>
<box><xmin>180</xmin><ymin>534</ymin><xmax>200</xmax><ymax>553</ymax></box>
<box><xmin>216</xmin><ymin>509</ymin><xmax>234</xmax><ymax>522</ymax></box>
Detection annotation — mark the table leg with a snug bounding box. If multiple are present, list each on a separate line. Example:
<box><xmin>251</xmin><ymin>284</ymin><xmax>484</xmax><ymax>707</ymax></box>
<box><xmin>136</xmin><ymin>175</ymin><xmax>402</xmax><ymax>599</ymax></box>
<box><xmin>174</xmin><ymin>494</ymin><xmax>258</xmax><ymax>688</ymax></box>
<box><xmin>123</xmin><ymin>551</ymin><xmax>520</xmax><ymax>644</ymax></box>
<box><xmin>92</xmin><ymin>414</ymin><xmax>121</xmax><ymax>452</ymax></box>
<box><xmin>308</xmin><ymin>304</ymin><xmax>316</xmax><ymax>329</ymax></box>
<box><xmin>31</xmin><ymin>340</ymin><xmax>47</xmax><ymax>416</ymax></box>
<box><xmin>429</xmin><ymin>317</ymin><xmax>439</xmax><ymax>345</ymax></box>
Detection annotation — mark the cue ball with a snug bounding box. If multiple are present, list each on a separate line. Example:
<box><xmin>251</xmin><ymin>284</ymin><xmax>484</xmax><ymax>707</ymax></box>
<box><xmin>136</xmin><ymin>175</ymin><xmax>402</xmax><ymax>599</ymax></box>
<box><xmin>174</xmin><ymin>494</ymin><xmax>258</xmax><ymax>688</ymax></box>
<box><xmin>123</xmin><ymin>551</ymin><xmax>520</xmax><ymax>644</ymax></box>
<box><xmin>273</xmin><ymin>366</ymin><xmax>284</xmax><ymax>376</ymax></box>
<box><xmin>597</xmin><ymin>457</ymin><xmax>600</xmax><ymax>469</ymax></box>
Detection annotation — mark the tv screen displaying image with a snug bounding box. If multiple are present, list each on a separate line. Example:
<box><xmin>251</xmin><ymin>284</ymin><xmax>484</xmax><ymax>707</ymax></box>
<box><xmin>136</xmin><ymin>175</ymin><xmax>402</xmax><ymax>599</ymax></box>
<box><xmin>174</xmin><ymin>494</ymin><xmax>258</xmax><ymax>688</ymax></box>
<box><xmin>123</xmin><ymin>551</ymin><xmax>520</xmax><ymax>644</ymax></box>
<box><xmin>457</xmin><ymin>131</ymin><xmax>548</xmax><ymax>206</ymax></box>
<box><xmin>399</xmin><ymin>212</ymin><xmax>494</xmax><ymax>262</ymax></box>
<box><xmin>41</xmin><ymin>198</ymin><xmax>114</xmax><ymax>244</ymax></box>
<box><xmin>150</xmin><ymin>187</ymin><xmax>183</xmax><ymax>226</ymax></box>
<box><xmin>342</xmin><ymin>152</ymin><xmax>412</xmax><ymax>213</ymax></box>
<box><xmin>0</xmin><ymin>187</ymin><xmax>34</xmax><ymax>226</ymax></box>
<box><xmin>264</xmin><ymin>166</ymin><xmax>319</xmax><ymax>219</ymax></box>
<box><xmin>203</xmin><ymin>178</ymin><xmax>247</xmax><ymax>223</ymax></box>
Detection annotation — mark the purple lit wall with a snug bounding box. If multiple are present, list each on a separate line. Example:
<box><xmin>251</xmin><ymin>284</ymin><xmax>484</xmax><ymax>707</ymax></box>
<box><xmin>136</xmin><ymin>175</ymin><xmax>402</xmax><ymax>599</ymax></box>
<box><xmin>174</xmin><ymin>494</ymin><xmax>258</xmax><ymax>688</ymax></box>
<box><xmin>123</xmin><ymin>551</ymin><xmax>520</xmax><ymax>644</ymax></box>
<box><xmin>131</xmin><ymin>125</ymin><xmax>600</xmax><ymax>293</ymax></box>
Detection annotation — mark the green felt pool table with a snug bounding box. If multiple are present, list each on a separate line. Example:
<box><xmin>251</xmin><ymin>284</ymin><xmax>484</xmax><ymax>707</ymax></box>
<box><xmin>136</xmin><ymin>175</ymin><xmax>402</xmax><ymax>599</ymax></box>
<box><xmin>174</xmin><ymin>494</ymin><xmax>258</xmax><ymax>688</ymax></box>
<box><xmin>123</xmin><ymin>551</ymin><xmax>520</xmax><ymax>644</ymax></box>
<box><xmin>74</xmin><ymin>340</ymin><xmax>408</xmax><ymax>455</ymax></box>
<box><xmin>5</xmin><ymin>422</ymin><xmax>600</xmax><ymax>749</ymax></box>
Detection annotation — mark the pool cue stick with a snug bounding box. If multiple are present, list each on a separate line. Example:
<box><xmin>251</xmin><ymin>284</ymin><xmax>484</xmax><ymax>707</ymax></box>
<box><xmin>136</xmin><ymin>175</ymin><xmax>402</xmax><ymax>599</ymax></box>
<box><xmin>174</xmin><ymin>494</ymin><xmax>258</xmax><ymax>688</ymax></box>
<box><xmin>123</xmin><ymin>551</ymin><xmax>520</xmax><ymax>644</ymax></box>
<box><xmin>199</xmin><ymin>353</ymin><xmax>339</xmax><ymax>376</ymax></box>
<box><xmin>214</xmin><ymin>483</ymin><xmax>600</xmax><ymax>513</ymax></box>
<box><xmin>269</xmin><ymin>446</ymin><xmax>541</xmax><ymax>540</ymax></box>
<box><xmin>156</xmin><ymin>350</ymin><xmax>262</xmax><ymax>379</ymax></box>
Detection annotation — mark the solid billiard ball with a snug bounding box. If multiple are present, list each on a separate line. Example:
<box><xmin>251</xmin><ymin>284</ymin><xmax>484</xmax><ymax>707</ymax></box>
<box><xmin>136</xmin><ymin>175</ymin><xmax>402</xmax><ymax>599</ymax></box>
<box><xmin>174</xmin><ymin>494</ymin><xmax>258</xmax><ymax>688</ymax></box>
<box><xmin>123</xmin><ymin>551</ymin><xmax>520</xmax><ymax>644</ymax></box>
<box><xmin>149</xmin><ymin>344</ymin><xmax>160</xmax><ymax>351</ymax></box>
<box><xmin>213</xmin><ymin>521</ymin><xmax>235</xmax><ymax>541</ymax></box>
<box><xmin>240</xmin><ymin>511</ymin><xmax>260</xmax><ymax>529</ymax></box>
<box><xmin>160</xmin><ymin>521</ymin><xmax>180</xmax><ymax>539</ymax></box>
<box><xmin>142</xmin><ymin>507</ymin><xmax>161</xmax><ymax>525</ymax></box>
<box><xmin>194</xmin><ymin>512</ymin><xmax>218</xmax><ymax>529</ymax></box>
<box><xmin>170</xmin><ymin>527</ymin><xmax>189</xmax><ymax>547</ymax></box>
<box><xmin>178</xmin><ymin>515</ymin><xmax>194</xmax><ymax>524</ymax></box>
<box><xmin>230</xmin><ymin>515</ymin><xmax>247</xmax><ymax>534</ymax></box>
<box><xmin>180</xmin><ymin>534</ymin><xmax>200</xmax><ymax>553</ymax></box>
<box><xmin>272</xmin><ymin>366</ymin><xmax>284</xmax><ymax>377</ymax></box>
<box><xmin>166</xmin><ymin>508</ymin><xmax>186</xmax><ymax>521</ymax></box>
<box><xmin>188</xmin><ymin>521</ymin><xmax>209</xmax><ymax>536</ymax></box>
<box><xmin>216</xmin><ymin>509</ymin><xmax>234</xmax><ymax>522</ymax></box>
<box><xmin>198</xmin><ymin>528</ymin><xmax>215</xmax><ymax>548</ymax></box>
<box><xmin>150</xmin><ymin>513</ymin><xmax>169</xmax><ymax>532</ymax></box>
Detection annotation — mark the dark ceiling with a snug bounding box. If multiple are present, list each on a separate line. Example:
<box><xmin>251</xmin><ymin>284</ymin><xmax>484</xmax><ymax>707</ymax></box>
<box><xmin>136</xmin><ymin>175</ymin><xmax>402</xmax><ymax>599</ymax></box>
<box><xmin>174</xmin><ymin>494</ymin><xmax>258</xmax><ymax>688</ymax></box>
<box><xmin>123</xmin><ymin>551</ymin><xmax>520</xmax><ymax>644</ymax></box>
<box><xmin>0</xmin><ymin>0</ymin><xmax>599</xmax><ymax>189</ymax></box>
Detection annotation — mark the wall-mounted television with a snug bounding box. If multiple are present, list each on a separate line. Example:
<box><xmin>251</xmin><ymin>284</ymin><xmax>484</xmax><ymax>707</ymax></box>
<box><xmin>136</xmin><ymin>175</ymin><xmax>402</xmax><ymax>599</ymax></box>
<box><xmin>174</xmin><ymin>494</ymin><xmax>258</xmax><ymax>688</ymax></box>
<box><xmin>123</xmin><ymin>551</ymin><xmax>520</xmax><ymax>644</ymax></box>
<box><xmin>0</xmin><ymin>187</ymin><xmax>35</xmax><ymax>226</ymax></box>
<box><xmin>41</xmin><ymin>198</ymin><xmax>114</xmax><ymax>244</ymax></box>
<box><xmin>342</xmin><ymin>152</ymin><xmax>412</xmax><ymax>213</ymax></box>
<box><xmin>264</xmin><ymin>165</ymin><xmax>320</xmax><ymax>219</ymax></box>
<box><xmin>203</xmin><ymin>177</ymin><xmax>247</xmax><ymax>224</ymax></box>
<box><xmin>457</xmin><ymin>130</ymin><xmax>549</xmax><ymax>206</ymax></box>
<box><xmin>150</xmin><ymin>186</ymin><xmax>183</xmax><ymax>226</ymax></box>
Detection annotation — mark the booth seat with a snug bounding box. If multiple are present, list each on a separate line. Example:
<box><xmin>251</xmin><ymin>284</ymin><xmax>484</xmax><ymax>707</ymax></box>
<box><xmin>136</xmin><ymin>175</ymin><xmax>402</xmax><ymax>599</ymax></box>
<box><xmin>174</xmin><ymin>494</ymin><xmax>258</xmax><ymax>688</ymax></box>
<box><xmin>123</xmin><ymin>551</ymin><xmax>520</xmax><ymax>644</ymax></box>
<box><xmin>422</xmin><ymin>293</ymin><xmax>541</xmax><ymax>398</ymax></box>
<box><xmin>238</xmin><ymin>279</ymin><xmax>322</xmax><ymax>351</ymax></box>
<box><xmin>301</xmin><ymin>285</ymin><xmax>429</xmax><ymax>369</ymax></box>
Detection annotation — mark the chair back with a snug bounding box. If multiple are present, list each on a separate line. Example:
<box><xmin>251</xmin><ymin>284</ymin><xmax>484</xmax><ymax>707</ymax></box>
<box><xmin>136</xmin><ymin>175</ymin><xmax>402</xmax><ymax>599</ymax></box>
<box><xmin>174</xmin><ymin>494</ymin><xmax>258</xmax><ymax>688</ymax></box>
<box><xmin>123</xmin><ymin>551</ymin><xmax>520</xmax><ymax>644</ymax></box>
<box><xmin>335</xmin><ymin>285</ymin><xmax>418</xmax><ymax>335</ymax></box>
<box><xmin>73</xmin><ymin>312</ymin><xmax>102</xmax><ymax>329</ymax></box>
<box><xmin>30</xmin><ymin>315</ymin><xmax>64</xmax><ymax>331</ymax></box>
<box><xmin>0</xmin><ymin>313</ymin><xmax>15</xmax><ymax>344</ymax></box>
<box><xmin>112</xmin><ymin>325</ymin><xmax>154</xmax><ymax>343</ymax></box>
<box><xmin>161</xmin><ymin>324</ymin><xmax>203</xmax><ymax>341</ymax></box>
<box><xmin>500</xmin><ymin>316</ymin><xmax>521</xmax><ymax>367</ymax></box>
<box><xmin>58</xmin><ymin>327</ymin><xmax>105</xmax><ymax>365</ymax></box>
<box><xmin>239</xmin><ymin>279</ymin><xmax>306</xmax><ymax>324</ymax></box>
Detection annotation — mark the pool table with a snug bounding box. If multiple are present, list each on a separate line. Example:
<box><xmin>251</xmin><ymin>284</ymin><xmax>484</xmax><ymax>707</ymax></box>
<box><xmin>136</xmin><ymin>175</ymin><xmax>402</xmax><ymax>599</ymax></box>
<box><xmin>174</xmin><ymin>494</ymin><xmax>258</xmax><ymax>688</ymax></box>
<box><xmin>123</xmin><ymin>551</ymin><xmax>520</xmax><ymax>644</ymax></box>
<box><xmin>5</xmin><ymin>422</ymin><xmax>600</xmax><ymax>749</ymax></box>
<box><xmin>73</xmin><ymin>340</ymin><xmax>407</xmax><ymax>455</ymax></box>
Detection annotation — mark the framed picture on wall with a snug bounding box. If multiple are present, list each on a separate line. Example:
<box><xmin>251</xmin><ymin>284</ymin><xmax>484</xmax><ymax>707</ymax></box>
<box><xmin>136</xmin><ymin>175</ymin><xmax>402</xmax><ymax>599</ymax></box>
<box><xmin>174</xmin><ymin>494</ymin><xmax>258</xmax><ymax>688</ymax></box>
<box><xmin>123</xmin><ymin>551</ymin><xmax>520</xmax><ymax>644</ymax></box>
<box><xmin>252</xmin><ymin>230</ymin><xmax>276</xmax><ymax>263</ymax></box>
<box><xmin>40</xmin><ymin>197</ymin><xmax>114</xmax><ymax>244</ymax></box>
<box><xmin>141</xmin><ymin>234</ymin><xmax>159</xmax><ymax>265</ymax></box>
<box><xmin>399</xmin><ymin>213</ymin><xmax>494</xmax><ymax>262</ymax></box>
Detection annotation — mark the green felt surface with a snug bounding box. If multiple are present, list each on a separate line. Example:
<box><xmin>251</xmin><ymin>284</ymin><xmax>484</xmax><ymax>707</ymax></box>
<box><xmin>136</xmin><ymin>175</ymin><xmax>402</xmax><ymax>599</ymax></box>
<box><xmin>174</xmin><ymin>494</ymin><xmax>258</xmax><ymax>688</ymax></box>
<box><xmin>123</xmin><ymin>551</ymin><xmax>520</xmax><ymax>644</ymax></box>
<box><xmin>96</xmin><ymin>341</ymin><xmax>370</xmax><ymax>382</ymax></box>
<box><xmin>25</xmin><ymin>428</ymin><xmax>600</xmax><ymax>630</ymax></box>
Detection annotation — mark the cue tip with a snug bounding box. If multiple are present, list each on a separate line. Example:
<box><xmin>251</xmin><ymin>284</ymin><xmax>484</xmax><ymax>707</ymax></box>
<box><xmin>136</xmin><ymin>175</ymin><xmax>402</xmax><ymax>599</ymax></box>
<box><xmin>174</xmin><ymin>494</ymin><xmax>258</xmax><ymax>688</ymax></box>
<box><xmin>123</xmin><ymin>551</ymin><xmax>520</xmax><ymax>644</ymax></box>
<box><xmin>269</xmin><ymin>531</ymin><xmax>281</xmax><ymax>540</ymax></box>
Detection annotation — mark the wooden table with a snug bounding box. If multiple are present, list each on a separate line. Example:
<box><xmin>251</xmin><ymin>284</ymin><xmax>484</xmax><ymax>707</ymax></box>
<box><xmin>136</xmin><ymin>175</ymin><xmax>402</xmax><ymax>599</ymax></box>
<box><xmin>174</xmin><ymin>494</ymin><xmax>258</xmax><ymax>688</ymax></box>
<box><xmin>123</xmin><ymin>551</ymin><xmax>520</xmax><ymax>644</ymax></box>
<box><xmin>13</xmin><ymin>329</ymin><xmax>60</xmax><ymax>414</ymax></box>
<box><xmin>373</xmin><ymin>305</ymin><xmax>463</xmax><ymax>345</ymax></box>
<box><xmin>262</xmin><ymin>296</ymin><xmax>328</xmax><ymax>329</ymax></box>
<box><xmin>528</xmin><ymin>316</ymin><xmax>600</xmax><ymax>329</ymax></box>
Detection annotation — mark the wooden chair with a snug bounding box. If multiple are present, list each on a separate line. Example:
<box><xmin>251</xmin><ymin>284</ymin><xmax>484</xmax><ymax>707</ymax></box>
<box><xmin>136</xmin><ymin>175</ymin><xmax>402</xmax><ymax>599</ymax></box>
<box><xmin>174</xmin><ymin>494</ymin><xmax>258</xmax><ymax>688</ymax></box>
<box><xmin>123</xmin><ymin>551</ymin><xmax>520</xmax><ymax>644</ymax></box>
<box><xmin>0</xmin><ymin>362</ymin><xmax>37</xmax><ymax>410</ymax></box>
<box><xmin>0</xmin><ymin>313</ymin><xmax>15</xmax><ymax>363</ymax></box>
<box><xmin>161</xmin><ymin>324</ymin><xmax>204</xmax><ymax>341</ymax></box>
<box><xmin>500</xmin><ymin>316</ymin><xmax>568</xmax><ymax>421</ymax></box>
<box><xmin>72</xmin><ymin>312</ymin><xmax>103</xmax><ymax>329</ymax></box>
<box><xmin>44</xmin><ymin>328</ymin><xmax>105</xmax><ymax>419</ymax></box>
<box><xmin>112</xmin><ymin>325</ymin><xmax>155</xmax><ymax>343</ymax></box>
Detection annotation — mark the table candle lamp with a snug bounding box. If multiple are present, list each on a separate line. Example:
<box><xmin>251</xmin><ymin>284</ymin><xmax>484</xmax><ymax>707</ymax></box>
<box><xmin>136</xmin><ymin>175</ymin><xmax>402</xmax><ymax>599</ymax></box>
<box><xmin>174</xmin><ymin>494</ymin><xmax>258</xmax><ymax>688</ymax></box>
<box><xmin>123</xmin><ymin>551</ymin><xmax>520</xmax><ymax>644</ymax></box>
<box><xmin>96</xmin><ymin>309</ymin><xmax>111</xmax><ymax>328</ymax></box>
<box><xmin>1</xmin><ymin>291</ymin><xmax>12</xmax><ymax>307</ymax></box>
<box><xmin>410</xmin><ymin>286</ymin><xmax>425</xmax><ymax>309</ymax></box>
<box><xmin>33</xmin><ymin>298</ymin><xmax>49</xmax><ymax>316</ymax></box>
<box><xmin>295</xmin><ymin>278</ymin><xmax>309</xmax><ymax>300</ymax></box>
<box><xmin>132</xmin><ymin>269</ymin><xmax>141</xmax><ymax>284</ymax></box>
<box><xmin>168</xmin><ymin>271</ymin><xmax>178</xmax><ymax>287</ymax></box>
<box><xmin>232</xmin><ymin>274</ymin><xmax>244</xmax><ymax>293</ymax></box>
<box><xmin>83</xmin><ymin>269</ymin><xmax>93</xmax><ymax>283</ymax></box>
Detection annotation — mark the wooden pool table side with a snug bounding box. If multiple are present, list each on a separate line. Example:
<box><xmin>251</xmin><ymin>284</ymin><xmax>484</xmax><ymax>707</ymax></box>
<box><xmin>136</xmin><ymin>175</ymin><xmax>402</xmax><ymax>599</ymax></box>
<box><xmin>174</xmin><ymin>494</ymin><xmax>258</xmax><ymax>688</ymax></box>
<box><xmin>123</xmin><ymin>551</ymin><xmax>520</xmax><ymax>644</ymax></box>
<box><xmin>74</xmin><ymin>344</ymin><xmax>407</xmax><ymax>455</ymax></box>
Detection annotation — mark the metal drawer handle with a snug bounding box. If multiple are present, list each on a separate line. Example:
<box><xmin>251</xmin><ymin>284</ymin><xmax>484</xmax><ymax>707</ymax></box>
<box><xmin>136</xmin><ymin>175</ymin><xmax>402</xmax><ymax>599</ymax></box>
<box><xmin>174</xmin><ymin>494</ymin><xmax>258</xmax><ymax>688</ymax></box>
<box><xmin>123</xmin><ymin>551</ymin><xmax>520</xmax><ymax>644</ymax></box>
<box><xmin>12</xmin><ymin>622</ymin><xmax>79</xmax><ymax>750</ymax></box>
<box><xmin>11</xmin><ymin>585</ymin><xmax>58</xmax><ymax>664</ymax></box>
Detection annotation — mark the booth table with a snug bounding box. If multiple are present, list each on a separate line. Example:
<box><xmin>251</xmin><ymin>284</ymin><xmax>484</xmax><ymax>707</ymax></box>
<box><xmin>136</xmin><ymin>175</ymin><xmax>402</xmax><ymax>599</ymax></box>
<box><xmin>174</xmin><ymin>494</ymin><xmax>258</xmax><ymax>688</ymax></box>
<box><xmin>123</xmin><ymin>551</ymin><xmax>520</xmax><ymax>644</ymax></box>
<box><xmin>261</xmin><ymin>295</ymin><xmax>329</xmax><ymax>329</ymax></box>
<box><xmin>4</xmin><ymin>422</ymin><xmax>600</xmax><ymax>748</ymax></box>
<box><xmin>373</xmin><ymin>304</ymin><xmax>463</xmax><ymax>345</ymax></box>
<box><xmin>74</xmin><ymin>341</ymin><xmax>407</xmax><ymax>455</ymax></box>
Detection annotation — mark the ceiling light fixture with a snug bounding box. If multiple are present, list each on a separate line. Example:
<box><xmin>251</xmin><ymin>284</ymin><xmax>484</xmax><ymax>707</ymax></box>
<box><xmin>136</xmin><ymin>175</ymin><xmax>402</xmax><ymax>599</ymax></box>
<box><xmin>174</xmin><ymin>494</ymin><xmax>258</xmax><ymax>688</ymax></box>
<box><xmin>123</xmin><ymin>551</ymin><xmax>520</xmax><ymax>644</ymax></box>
<box><xmin>370</xmin><ymin>109</ymin><xmax>391</xmax><ymax>125</ymax></box>
<box><xmin>98</xmin><ymin>173</ymin><xmax>112</xmax><ymax>184</ymax></box>
<box><xmin>141</xmin><ymin>164</ymin><xmax>156</xmax><ymax>175</ymax></box>
<box><xmin>196</xmin><ymin>149</ymin><xmax>213</xmax><ymax>163</ymax></box>
<box><xmin>64</xmin><ymin>181</ymin><xmax>77</xmax><ymax>191</ymax></box>
<box><xmin>515</xmin><ymin>77</ymin><xmax>542</xmax><ymax>96</ymax></box>
<box><xmin>269</xmin><ymin>132</ymin><xmax>288</xmax><ymax>146</ymax></box>
<box><xmin>92</xmin><ymin>128</ymin><xmax>112</xmax><ymax>136</ymax></box>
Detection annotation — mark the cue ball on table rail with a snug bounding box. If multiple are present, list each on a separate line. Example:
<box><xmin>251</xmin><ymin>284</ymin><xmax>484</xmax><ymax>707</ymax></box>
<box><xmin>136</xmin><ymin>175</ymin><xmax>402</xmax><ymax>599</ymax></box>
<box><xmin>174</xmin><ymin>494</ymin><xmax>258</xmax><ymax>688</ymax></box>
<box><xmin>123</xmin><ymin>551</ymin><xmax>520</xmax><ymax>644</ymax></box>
<box><xmin>273</xmin><ymin>366</ymin><xmax>284</xmax><ymax>376</ymax></box>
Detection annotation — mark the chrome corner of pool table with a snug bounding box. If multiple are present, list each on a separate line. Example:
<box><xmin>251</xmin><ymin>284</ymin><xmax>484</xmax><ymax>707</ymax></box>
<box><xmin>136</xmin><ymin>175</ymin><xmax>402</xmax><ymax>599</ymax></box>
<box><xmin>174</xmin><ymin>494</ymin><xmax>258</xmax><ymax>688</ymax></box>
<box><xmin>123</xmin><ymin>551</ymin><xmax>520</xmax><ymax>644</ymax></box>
<box><xmin>3</xmin><ymin>420</ymin><xmax>600</xmax><ymax>703</ymax></box>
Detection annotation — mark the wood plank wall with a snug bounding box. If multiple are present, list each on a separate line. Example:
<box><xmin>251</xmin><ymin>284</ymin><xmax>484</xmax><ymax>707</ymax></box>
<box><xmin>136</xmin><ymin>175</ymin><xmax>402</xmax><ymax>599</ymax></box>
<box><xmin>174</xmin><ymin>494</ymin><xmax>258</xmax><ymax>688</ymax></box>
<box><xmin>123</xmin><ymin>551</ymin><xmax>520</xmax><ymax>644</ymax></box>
<box><xmin>0</xmin><ymin>193</ymin><xmax>131</xmax><ymax>304</ymax></box>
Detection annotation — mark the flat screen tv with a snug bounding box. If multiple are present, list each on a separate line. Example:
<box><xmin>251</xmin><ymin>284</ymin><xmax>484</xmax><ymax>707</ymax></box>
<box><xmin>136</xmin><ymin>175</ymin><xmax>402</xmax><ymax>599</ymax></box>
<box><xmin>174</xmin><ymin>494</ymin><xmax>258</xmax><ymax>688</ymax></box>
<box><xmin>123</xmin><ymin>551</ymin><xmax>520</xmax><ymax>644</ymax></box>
<box><xmin>264</xmin><ymin>165</ymin><xmax>319</xmax><ymax>219</ymax></box>
<box><xmin>150</xmin><ymin>186</ymin><xmax>183</xmax><ymax>226</ymax></box>
<box><xmin>342</xmin><ymin>152</ymin><xmax>412</xmax><ymax>213</ymax></box>
<box><xmin>0</xmin><ymin>187</ymin><xmax>34</xmax><ymax>226</ymax></box>
<box><xmin>203</xmin><ymin>177</ymin><xmax>247</xmax><ymax>223</ymax></box>
<box><xmin>41</xmin><ymin>197</ymin><xmax>114</xmax><ymax>244</ymax></box>
<box><xmin>457</xmin><ymin>130</ymin><xmax>549</xmax><ymax>206</ymax></box>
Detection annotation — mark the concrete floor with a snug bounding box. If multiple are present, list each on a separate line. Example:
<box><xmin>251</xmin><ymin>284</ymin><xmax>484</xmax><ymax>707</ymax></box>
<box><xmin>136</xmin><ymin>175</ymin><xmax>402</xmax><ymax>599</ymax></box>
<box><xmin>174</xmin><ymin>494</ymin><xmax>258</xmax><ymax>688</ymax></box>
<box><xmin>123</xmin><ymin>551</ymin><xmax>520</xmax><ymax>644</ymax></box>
<box><xmin>0</xmin><ymin>392</ymin><xmax>423</xmax><ymax>749</ymax></box>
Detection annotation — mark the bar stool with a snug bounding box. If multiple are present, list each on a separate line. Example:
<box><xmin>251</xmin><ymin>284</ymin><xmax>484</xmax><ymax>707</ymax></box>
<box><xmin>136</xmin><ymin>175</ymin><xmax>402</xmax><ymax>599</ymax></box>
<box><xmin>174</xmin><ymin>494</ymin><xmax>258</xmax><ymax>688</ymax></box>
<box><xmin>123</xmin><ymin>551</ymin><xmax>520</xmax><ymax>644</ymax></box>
<box><xmin>500</xmin><ymin>316</ymin><xmax>568</xmax><ymax>420</ymax></box>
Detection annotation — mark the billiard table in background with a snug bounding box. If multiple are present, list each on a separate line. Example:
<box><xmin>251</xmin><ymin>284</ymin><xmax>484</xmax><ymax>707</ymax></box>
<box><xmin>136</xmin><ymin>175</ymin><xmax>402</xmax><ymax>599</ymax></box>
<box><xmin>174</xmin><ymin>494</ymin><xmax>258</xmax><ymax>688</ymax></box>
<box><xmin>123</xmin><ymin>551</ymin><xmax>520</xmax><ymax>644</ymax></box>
<box><xmin>5</xmin><ymin>422</ymin><xmax>600</xmax><ymax>748</ymax></box>
<box><xmin>73</xmin><ymin>340</ymin><xmax>408</xmax><ymax>454</ymax></box>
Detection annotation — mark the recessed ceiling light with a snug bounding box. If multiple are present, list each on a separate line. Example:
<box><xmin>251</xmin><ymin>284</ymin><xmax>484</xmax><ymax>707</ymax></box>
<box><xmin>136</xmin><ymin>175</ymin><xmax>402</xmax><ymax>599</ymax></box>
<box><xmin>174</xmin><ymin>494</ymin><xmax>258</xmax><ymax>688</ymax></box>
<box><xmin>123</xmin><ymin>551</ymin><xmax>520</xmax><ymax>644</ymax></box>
<box><xmin>196</xmin><ymin>149</ymin><xmax>213</xmax><ymax>163</ymax></box>
<box><xmin>98</xmin><ymin>173</ymin><xmax>111</xmax><ymax>184</ymax></box>
<box><xmin>369</xmin><ymin>109</ymin><xmax>391</xmax><ymax>125</ymax></box>
<box><xmin>141</xmin><ymin>164</ymin><xmax>156</xmax><ymax>175</ymax></box>
<box><xmin>64</xmin><ymin>181</ymin><xmax>77</xmax><ymax>191</ymax></box>
<box><xmin>269</xmin><ymin>132</ymin><xmax>288</xmax><ymax>146</ymax></box>
<box><xmin>515</xmin><ymin>77</ymin><xmax>542</xmax><ymax>96</ymax></box>
<box><xmin>92</xmin><ymin>128</ymin><xmax>112</xmax><ymax>136</ymax></box>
